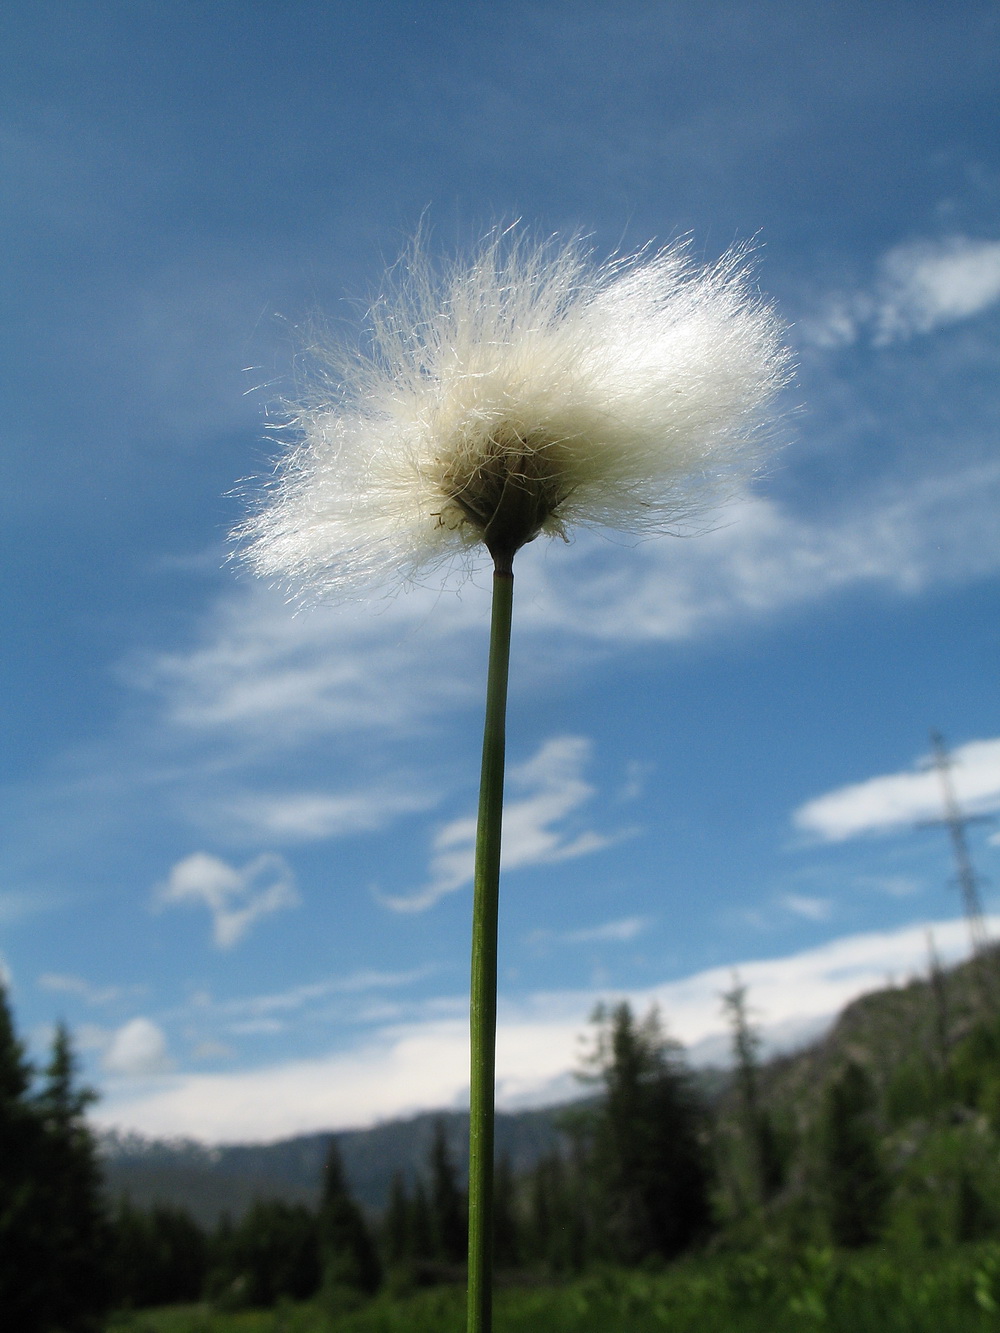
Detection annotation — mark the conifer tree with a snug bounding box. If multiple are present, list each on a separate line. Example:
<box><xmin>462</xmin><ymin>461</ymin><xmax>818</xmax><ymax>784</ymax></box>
<box><xmin>383</xmin><ymin>1169</ymin><xmax>411</xmax><ymax>1269</ymax></box>
<box><xmin>527</xmin><ymin>1148</ymin><xmax>587</xmax><ymax>1273</ymax></box>
<box><xmin>491</xmin><ymin>1151</ymin><xmax>520</xmax><ymax>1270</ymax></box>
<box><xmin>318</xmin><ymin>1137</ymin><xmax>382</xmax><ymax>1298</ymax></box>
<box><xmin>820</xmin><ymin>1060</ymin><xmax>889</xmax><ymax>1248</ymax></box>
<box><xmin>722</xmin><ymin>980</ymin><xmax>784</xmax><ymax>1204</ymax></box>
<box><xmin>217</xmin><ymin>1199</ymin><xmax>320</xmax><ymax>1307</ymax></box>
<box><xmin>408</xmin><ymin>1178</ymin><xmax>435</xmax><ymax>1263</ymax></box>
<box><xmin>0</xmin><ymin>983</ymin><xmax>48</xmax><ymax>1325</ymax></box>
<box><xmin>428</xmin><ymin>1117</ymin><xmax>466</xmax><ymax>1264</ymax></box>
<box><xmin>110</xmin><ymin>1200</ymin><xmax>208</xmax><ymax>1308</ymax></box>
<box><xmin>0</xmin><ymin>997</ymin><xmax>111</xmax><ymax>1330</ymax></box>
<box><xmin>34</xmin><ymin>1024</ymin><xmax>112</xmax><ymax>1326</ymax></box>
<box><xmin>584</xmin><ymin>1002</ymin><xmax>712</xmax><ymax>1263</ymax></box>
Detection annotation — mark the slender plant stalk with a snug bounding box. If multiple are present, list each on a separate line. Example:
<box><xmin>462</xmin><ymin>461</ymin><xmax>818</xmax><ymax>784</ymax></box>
<box><xmin>467</xmin><ymin>566</ymin><xmax>515</xmax><ymax>1333</ymax></box>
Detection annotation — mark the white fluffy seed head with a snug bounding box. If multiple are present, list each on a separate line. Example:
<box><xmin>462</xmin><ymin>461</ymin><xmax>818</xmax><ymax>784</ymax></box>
<box><xmin>237</xmin><ymin>230</ymin><xmax>791</xmax><ymax>597</ymax></box>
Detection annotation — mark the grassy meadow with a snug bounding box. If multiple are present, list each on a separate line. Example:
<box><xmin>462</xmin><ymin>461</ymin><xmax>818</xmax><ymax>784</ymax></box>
<box><xmin>107</xmin><ymin>1243</ymin><xmax>1000</xmax><ymax>1333</ymax></box>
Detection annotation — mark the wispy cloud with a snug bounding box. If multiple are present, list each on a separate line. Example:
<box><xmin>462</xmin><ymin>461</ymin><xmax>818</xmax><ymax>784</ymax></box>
<box><xmin>802</xmin><ymin>235</ymin><xmax>1000</xmax><ymax>349</ymax></box>
<box><xmin>794</xmin><ymin>736</ymin><xmax>1000</xmax><ymax>842</ymax></box>
<box><xmin>779</xmin><ymin>894</ymin><xmax>832</xmax><ymax>922</ymax></box>
<box><xmin>529</xmin><ymin>915</ymin><xmax>652</xmax><ymax>948</ymax></box>
<box><xmin>127</xmin><ymin>458</ymin><xmax>1000</xmax><ymax>776</ymax></box>
<box><xmin>91</xmin><ymin>915</ymin><xmax>985</xmax><ymax>1141</ymax></box>
<box><xmin>380</xmin><ymin>736</ymin><xmax>619</xmax><ymax>912</ymax></box>
<box><xmin>523</xmin><ymin>461</ymin><xmax>1000</xmax><ymax>643</ymax></box>
<box><xmin>208</xmin><ymin>785</ymin><xmax>437</xmax><ymax>842</ymax></box>
<box><xmin>156</xmin><ymin>852</ymin><xmax>299</xmax><ymax>947</ymax></box>
<box><xmin>38</xmin><ymin>973</ymin><xmax>148</xmax><ymax>1007</ymax></box>
<box><xmin>130</xmin><ymin>581</ymin><xmax>485</xmax><ymax>743</ymax></box>
<box><xmin>214</xmin><ymin>967</ymin><xmax>436</xmax><ymax>1021</ymax></box>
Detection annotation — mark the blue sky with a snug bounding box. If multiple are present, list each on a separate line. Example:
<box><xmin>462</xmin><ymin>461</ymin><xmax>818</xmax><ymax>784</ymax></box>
<box><xmin>3</xmin><ymin>1</ymin><xmax>1000</xmax><ymax>1140</ymax></box>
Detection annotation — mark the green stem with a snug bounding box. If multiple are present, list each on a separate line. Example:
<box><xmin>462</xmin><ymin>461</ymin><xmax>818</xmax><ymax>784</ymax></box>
<box><xmin>467</xmin><ymin>567</ymin><xmax>514</xmax><ymax>1333</ymax></box>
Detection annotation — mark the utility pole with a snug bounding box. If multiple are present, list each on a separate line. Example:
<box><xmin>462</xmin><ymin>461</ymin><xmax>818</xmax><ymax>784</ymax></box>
<box><xmin>924</xmin><ymin>730</ymin><xmax>990</xmax><ymax>957</ymax></box>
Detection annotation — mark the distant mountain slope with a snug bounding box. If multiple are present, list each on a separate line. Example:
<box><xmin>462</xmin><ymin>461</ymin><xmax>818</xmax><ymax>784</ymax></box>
<box><xmin>99</xmin><ymin>945</ymin><xmax>998</xmax><ymax>1231</ymax></box>
<box><xmin>99</xmin><ymin>1104</ymin><xmax>571</xmax><ymax>1226</ymax></box>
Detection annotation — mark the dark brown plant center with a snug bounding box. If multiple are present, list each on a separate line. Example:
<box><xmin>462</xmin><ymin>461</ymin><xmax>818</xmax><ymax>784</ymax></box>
<box><xmin>447</xmin><ymin>439</ymin><xmax>568</xmax><ymax>575</ymax></box>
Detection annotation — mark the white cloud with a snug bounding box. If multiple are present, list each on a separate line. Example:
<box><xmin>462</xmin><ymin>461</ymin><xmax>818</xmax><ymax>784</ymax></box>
<box><xmin>131</xmin><ymin>579</ymin><xmax>485</xmax><ymax>743</ymax></box>
<box><xmin>103</xmin><ymin>1018</ymin><xmax>172</xmax><ymax>1076</ymax></box>
<box><xmin>211</xmin><ymin>786</ymin><xmax>437</xmax><ymax>841</ymax></box>
<box><xmin>527</xmin><ymin>915</ymin><xmax>651</xmax><ymax>947</ymax></box>
<box><xmin>381</xmin><ymin>736</ymin><xmax>617</xmax><ymax>912</ymax></box>
<box><xmin>874</xmin><ymin>237</ymin><xmax>1000</xmax><ymax>344</ymax></box>
<box><xmin>215</xmin><ymin>967</ymin><xmax>435</xmax><ymax>1021</ymax></box>
<box><xmin>92</xmin><ymin>915</ymin><xmax>985</xmax><ymax>1141</ymax></box>
<box><xmin>0</xmin><ymin>889</ymin><xmax>61</xmax><ymax>924</ymax></box>
<box><xmin>802</xmin><ymin>235</ymin><xmax>1000</xmax><ymax>348</ymax></box>
<box><xmin>566</xmin><ymin>915</ymin><xmax>651</xmax><ymax>943</ymax></box>
<box><xmin>523</xmin><ymin>461</ymin><xmax>1000</xmax><ymax>643</ymax></box>
<box><xmin>131</xmin><ymin>461</ymin><xmax>1000</xmax><ymax>767</ymax></box>
<box><xmin>38</xmin><ymin>973</ymin><xmax>147</xmax><ymax>1006</ymax></box>
<box><xmin>780</xmin><ymin>894</ymin><xmax>831</xmax><ymax>921</ymax></box>
<box><xmin>794</xmin><ymin>736</ymin><xmax>1000</xmax><ymax>842</ymax></box>
<box><xmin>157</xmin><ymin>852</ymin><xmax>299</xmax><ymax>947</ymax></box>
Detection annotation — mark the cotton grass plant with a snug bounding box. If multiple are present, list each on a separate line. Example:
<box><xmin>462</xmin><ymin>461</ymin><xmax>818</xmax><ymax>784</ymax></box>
<box><xmin>237</xmin><ymin>228</ymin><xmax>790</xmax><ymax>1333</ymax></box>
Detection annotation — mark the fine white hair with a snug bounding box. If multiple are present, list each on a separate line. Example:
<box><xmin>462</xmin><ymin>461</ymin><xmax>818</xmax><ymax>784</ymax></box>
<box><xmin>238</xmin><ymin>230</ymin><xmax>791</xmax><ymax>599</ymax></box>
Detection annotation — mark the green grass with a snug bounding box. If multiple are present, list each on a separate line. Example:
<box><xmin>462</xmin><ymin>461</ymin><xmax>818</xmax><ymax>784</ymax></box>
<box><xmin>107</xmin><ymin>1242</ymin><xmax>1000</xmax><ymax>1333</ymax></box>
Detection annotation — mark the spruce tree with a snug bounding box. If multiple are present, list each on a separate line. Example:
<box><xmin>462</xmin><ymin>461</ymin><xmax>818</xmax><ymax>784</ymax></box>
<box><xmin>428</xmin><ymin>1116</ymin><xmax>466</xmax><ymax>1265</ymax></box>
<box><xmin>0</xmin><ymin>998</ymin><xmax>111</xmax><ymax>1330</ymax></box>
<box><xmin>722</xmin><ymin>980</ymin><xmax>784</xmax><ymax>1204</ymax></box>
<box><xmin>318</xmin><ymin>1137</ymin><xmax>381</xmax><ymax>1300</ymax></box>
<box><xmin>110</xmin><ymin>1200</ymin><xmax>208</xmax><ymax>1308</ymax></box>
<box><xmin>491</xmin><ymin>1151</ymin><xmax>519</xmax><ymax>1270</ymax></box>
<box><xmin>820</xmin><ymin>1060</ymin><xmax>889</xmax><ymax>1248</ymax></box>
<box><xmin>383</xmin><ymin>1169</ymin><xmax>411</xmax><ymax>1269</ymax></box>
<box><xmin>585</xmin><ymin>1002</ymin><xmax>712</xmax><ymax>1263</ymax></box>
<box><xmin>218</xmin><ymin>1199</ymin><xmax>320</xmax><ymax>1307</ymax></box>
<box><xmin>408</xmin><ymin>1178</ymin><xmax>435</xmax><ymax>1263</ymax></box>
<box><xmin>34</xmin><ymin>1025</ymin><xmax>112</xmax><ymax>1327</ymax></box>
<box><xmin>0</xmin><ymin>983</ymin><xmax>48</xmax><ymax>1325</ymax></box>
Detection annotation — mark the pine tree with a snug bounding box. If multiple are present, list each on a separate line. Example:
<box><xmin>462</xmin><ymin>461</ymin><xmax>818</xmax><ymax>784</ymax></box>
<box><xmin>527</xmin><ymin>1148</ymin><xmax>587</xmax><ymax>1273</ymax></box>
<box><xmin>318</xmin><ymin>1137</ymin><xmax>381</xmax><ymax>1301</ymax></box>
<box><xmin>492</xmin><ymin>1151</ymin><xmax>520</xmax><ymax>1270</ymax></box>
<box><xmin>383</xmin><ymin>1169</ymin><xmax>411</xmax><ymax>1269</ymax></box>
<box><xmin>722</xmin><ymin>980</ymin><xmax>785</xmax><ymax>1204</ymax></box>
<box><xmin>110</xmin><ymin>1200</ymin><xmax>208</xmax><ymax>1308</ymax></box>
<box><xmin>34</xmin><ymin>1024</ymin><xmax>112</xmax><ymax>1327</ymax></box>
<box><xmin>216</xmin><ymin>1199</ymin><xmax>320</xmax><ymax>1308</ymax></box>
<box><xmin>428</xmin><ymin>1116</ymin><xmax>465</xmax><ymax>1265</ymax></box>
<box><xmin>584</xmin><ymin>1002</ymin><xmax>712</xmax><ymax>1263</ymax></box>
<box><xmin>0</xmin><ymin>998</ymin><xmax>111</xmax><ymax>1331</ymax></box>
<box><xmin>0</xmin><ymin>983</ymin><xmax>48</xmax><ymax>1325</ymax></box>
<box><xmin>820</xmin><ymin>1060</ymin><xmax>889</xmax><ymax>1248</ymax></box>
<box><xmin>409</xmin><ymin>1179</ymin><xmax>435</xmax><ymax>1263</ymax></box>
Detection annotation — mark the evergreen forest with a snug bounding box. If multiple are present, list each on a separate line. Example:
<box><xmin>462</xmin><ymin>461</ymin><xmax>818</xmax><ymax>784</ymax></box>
<box><xmin>6</xmin><ymin>946</ymin><xmax>1000</xmax><ymax>1330</ymax></box>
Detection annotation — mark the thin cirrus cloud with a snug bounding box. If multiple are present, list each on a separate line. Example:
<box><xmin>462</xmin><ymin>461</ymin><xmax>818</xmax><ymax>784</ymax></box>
<box><xmin>208</xmin><ymin>785</ymin><xmax>438</xmax><ymax>842</ymax></box>
<box><xmin>802</xmin><ymin>234</ymin><xmax>1000</xmax><ymax>349</ymax></box>
<box><xmin>380</xmin><ymin>736</ymin><xmax>619</xmax><ymax>913</ymax></box>
<box><xmin>793</xmin><ymin>736</ymin><xmax>1000</xmax><ymax>843</ymax></box>
<box><xmin>156</xmin><ymin>851</ymin><xmax>299</xmax><ymax>947</ymax></box>
<box><xmin>38</xmin><ymin>973</ymin><xmax>147</xmax><ymax>1007</ymax></box>
<box><xmin>529</xmin><ymin>915</ymin><xmax>652</xmax><ymax>948</ymax></box>
<box><xmin>780</xmin><ymin>894</ymin><xmax>832</xmax><ymax>922</ymax></box>
<box><xmin>133</xmin><ymin>458</ymin><xmax>1000</xmax><ymax>763</ymax></box>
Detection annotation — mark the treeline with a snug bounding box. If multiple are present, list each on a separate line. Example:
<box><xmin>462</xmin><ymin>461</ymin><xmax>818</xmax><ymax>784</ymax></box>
<box><xmin>0</xmin><ymin>989</ymin><xmax>714</xmax><ymax>1321</ymax></box>
<box><xmin>6</xmin><ymin>948</ymin><xmax>1000</xmax><ymax>1322</ymax></box>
